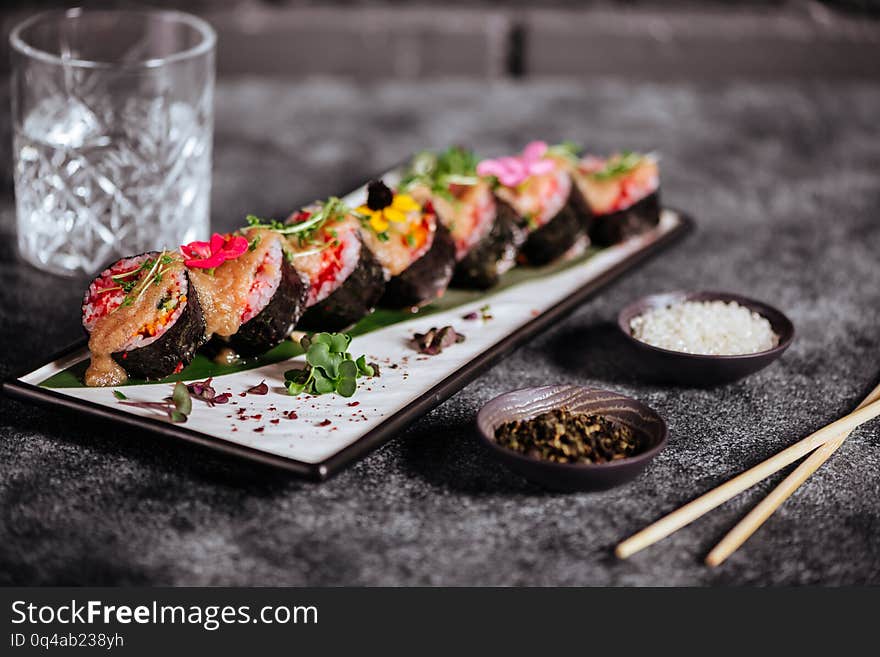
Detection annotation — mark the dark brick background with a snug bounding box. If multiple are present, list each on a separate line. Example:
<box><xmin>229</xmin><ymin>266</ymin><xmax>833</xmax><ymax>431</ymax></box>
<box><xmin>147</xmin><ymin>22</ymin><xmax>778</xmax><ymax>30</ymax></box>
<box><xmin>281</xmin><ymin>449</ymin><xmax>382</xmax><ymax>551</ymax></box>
<box><xmin>1</xmin><ymin>1</ymin><xmax>878</xmax><ymax>79</ymax></box>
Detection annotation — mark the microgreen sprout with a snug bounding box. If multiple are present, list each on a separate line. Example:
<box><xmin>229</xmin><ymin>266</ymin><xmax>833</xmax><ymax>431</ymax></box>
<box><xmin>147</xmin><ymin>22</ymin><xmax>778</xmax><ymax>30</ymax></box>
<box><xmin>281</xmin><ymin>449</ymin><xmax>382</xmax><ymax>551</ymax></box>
<box><xmin>284</xmin><ymin>333</ymin><xmax>375</xmax><ymax>398</ymax></box>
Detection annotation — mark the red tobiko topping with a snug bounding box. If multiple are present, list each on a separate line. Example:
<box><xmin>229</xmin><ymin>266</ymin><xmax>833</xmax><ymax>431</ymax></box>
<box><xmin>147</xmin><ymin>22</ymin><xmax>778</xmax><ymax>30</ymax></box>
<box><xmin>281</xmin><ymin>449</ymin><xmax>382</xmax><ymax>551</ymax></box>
<box><xmin>181</xmin><ymin>233</ymin><xmax>249</xmax><ymax>269</ymax></box>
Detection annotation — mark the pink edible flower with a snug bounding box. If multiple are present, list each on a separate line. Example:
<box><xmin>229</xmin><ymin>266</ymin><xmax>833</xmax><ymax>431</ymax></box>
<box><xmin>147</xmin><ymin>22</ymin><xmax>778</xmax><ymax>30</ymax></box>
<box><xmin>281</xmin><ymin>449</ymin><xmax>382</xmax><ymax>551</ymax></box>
<box><xmin>476</xmin><ymin>140</ymin><xmax>557</xmax><ymax>188</ymax></box>
<box><xmin>181</xmin><ymin>233</ymin><xmax>249</xmax><ymax>269</ymax></box>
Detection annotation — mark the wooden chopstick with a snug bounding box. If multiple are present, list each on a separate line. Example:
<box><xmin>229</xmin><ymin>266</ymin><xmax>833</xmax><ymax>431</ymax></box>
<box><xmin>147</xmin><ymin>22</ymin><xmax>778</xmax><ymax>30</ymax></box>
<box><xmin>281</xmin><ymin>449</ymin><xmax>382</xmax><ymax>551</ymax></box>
<box><xmin>704</xmin><ymin>382</ymin><xmax>880</xmax><ymax>567</ymax></box>
<box><xmin>615</xmin><ymin>395</ymin><xmax>880</xmax><ymax>560</ymax></box>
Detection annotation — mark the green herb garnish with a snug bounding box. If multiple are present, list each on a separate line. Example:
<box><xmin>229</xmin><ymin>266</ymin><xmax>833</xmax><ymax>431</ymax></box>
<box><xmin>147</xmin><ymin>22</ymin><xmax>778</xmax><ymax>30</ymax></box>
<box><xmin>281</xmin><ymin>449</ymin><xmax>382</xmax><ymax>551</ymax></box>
<box><xmin>284</xmin><ymin>333</ymin><xmax>375</xmax><ymax>398</ymax></box>
<box><xmin>589</xmin><ymin>151</ymin><xmax>644</xmax><ymax>181</ymax></box>
<box><xmin>111</xmin><ymin>250</ymin><xmax>175</xmax><ymax>312</ymax></box>
<box><xmin>246</xmin><ymin>197</ymin><xmax>349</xmax><ymax>242</ymax></box>
<box><xmin>546</xmin><ymin>141</ymin><xmax>581</xmax><ymax>165</ymax></box>
<box><xmin>112</xmin><ymin>390</ymin><xmax>127</xmax><ymax>400</ymax></box>
<box><xmin>400</xmin><ymin>146</ymin><xmax>481</xmax><ymax>200</ymax></box>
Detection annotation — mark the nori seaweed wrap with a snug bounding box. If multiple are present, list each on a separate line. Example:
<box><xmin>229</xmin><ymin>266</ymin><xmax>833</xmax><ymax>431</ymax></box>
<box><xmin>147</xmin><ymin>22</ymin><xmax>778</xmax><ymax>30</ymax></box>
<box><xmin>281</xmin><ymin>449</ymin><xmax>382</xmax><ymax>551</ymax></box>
<box><xmin>115</xmin><ymin>284</ymin><xmax>206</xmax><ymax>380</ymax></box>
<box><xmin>298</xmin><ymin>245</ymin><xmax>386</xmax><ymax>331</ymax></box>
<box><xmin>189</xmin><ymin>230</ymin><xmax>310</xmax><ymax>358</ymax></box>
<box><xmin>356</xmin><ymin>180</ymin><xmax>456</xmax><ymax>310</ymax></box>
<box><xmin>570</xmin><ymin>151</ymin><xmax>661</xmax><ymax>247</ymax></box>
<box><xmin>381</xmin><ymin>221</ymin><xmax>456</xmax><ymax>308</ymax></box>
<box><xmin>477</xmin><ymin>141</ymin><xmax>593</xmax><ymax>267</ymax></box>
<box><xmin>284</xmin><ymin>198</ymin><xmax>387</xmax><ymax>332</ymax></box>
<box><xmin>518</xmin><ymin>182</ymin><xmax>592</xmax><ymax>266</ymax></box>
<box><xmin>227</xmin><ymin>255</ymin><xmax>309</xmax><ymax>356</ymax></box>
<box><xmin>452</xmin><ymin>197</ymin><xmax>526</xmax><ymax>289</ymax></box>
<box><xmin>401</xmin><ymin>147</ymin><xmax>526</xmax><ymax>289</ymax></box>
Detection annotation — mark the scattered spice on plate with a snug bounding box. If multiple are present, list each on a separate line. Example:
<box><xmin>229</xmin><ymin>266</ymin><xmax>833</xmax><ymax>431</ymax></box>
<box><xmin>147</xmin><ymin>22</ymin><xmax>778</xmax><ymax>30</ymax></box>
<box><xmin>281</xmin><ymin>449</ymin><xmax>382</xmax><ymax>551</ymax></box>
<box><xmin>462</xmin><ymin>304</ymin><xmax>493</xmax><ymax>321</ymax></box>
<box><xmin>493</xmin><ymin>408</ymin><xmax>642</xmax><ymax>464</ymax></box>
<box><xmin>317</xmin><ymin>419</ymin><xmax>332</xmax><ymax>427</ymax></box>
<box><xmin>412</xmin><ymin>326</ymin><xmax>465</xmax><ymax>355</ymax></box>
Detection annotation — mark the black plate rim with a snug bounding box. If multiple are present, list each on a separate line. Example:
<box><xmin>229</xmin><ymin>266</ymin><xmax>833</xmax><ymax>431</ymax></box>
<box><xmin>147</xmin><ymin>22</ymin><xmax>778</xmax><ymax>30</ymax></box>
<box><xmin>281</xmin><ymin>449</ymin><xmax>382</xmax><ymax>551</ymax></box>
<box><xmin>2</xmin><ymin>210</ymin><xmax>693</xmax><ymax>481</ymax></box>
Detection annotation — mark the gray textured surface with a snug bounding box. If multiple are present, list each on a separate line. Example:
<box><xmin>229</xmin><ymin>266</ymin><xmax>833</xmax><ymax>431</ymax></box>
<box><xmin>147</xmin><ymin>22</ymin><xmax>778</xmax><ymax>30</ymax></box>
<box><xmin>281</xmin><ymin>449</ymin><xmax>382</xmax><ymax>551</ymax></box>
<box><xmin>1</xmin><ymin>78</ymin><xmax>879</xmax><ymax>585</ymax></box>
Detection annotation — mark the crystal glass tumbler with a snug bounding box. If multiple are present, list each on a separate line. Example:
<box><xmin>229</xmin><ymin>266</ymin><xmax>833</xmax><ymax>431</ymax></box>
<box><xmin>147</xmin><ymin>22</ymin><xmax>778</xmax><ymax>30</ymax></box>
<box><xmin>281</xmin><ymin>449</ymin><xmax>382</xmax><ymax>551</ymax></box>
<box><xmin>10</xmin><ymin>9</ymin><xmax>215</xmax><ymax>276</ymax></box>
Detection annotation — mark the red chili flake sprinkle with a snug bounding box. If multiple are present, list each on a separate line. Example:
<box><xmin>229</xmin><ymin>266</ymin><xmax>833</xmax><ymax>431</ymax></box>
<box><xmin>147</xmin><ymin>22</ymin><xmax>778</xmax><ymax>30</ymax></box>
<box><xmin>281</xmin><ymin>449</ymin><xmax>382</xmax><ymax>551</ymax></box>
<box><xmin>238</xmin><ymin>392</ymin><xmax>247</xmax><ymax>397</ymax></box>
<box><xmin>270</xmin><ymin>418</ymin><xmax>280</xmax><ymax>424</ymax></box>
<box><xmin>317</xmin><ymin>419</ymin><xmax>331</xmax><ymax>427</ymax></box>
<box><xmin>251</xmin><ymin>414</ymin><xmax>262</xmax><ymax>420</ymax></box>
<box><xmin>246</xmin><ymin>380</ymin><xmax>268</xmax><ymax>395</ymax></box>
<box><xmin>214</xmin><ymin>392</ymin><xmax>232</xmax><ymax>404</ymax></box>
<box><xmin>254</xmin><ymin>426</ymin><xmax>264</xmax><ymax>433</ymax></box>
<box><xmin>347</xmin><ymin>401</ymin><xmax>360</xmax><ymax>407</ymax></box>
<box><xmin>285</xmin><ymin>411</ymin><xmax>298</xmax><ymax>420</ymax></box>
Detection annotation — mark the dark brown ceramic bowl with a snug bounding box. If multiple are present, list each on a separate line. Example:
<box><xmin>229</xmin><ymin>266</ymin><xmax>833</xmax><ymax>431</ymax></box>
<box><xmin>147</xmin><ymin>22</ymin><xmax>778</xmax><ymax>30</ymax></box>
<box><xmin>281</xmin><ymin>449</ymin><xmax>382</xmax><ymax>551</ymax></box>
<box><xmin>476</xmin><ymin>385</ymin><xmax>667</xmax><ymax>492</ymax></box>
<box><xmin>617</xmin><ymin>290</ymin><xmax>795</xmax><ymax>386</ymax></box>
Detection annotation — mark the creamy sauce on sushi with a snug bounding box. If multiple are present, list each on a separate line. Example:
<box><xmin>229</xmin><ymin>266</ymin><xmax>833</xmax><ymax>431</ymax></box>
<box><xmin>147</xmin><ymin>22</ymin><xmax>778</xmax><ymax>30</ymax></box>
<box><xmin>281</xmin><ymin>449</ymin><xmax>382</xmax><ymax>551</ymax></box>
<box><xmin>85</xmin><ymin>354</ymin><xmax>128</xmax><ymax>387</ymax></box>
<box><xmin>189</xmin><ymin>229</ymin><xmax>281</xmax><ymax>338</ymax></box>
<box><xmin>84</xmin><ymin>255</ymin><xmax>187</xmax><ymax>387</ymax></box>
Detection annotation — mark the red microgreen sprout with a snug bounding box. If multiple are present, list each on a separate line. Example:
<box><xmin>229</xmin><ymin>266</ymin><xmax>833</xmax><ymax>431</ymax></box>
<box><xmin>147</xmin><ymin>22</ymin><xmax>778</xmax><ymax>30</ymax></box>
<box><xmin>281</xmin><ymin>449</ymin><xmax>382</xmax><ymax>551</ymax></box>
<box><xmin>117</xmin><ymin>381</ymin><xmax>191</xmax><ymax>423</ymax></box>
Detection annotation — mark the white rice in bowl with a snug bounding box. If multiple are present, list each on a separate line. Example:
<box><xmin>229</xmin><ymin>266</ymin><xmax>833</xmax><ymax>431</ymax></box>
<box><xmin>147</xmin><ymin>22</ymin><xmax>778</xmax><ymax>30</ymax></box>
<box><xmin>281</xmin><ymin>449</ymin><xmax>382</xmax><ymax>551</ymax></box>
<box><xmin>629</xmin><ymin>299</ymin><xmax>779</xmax><ymax>356</ymax></box>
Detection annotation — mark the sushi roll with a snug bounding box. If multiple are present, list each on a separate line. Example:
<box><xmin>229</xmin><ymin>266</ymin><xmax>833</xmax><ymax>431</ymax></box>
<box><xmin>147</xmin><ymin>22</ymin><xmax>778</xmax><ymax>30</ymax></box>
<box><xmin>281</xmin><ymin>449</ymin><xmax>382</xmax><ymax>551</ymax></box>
<box><xmin>401</xmin><ymin>147</ymin><xmax>526</xmax><ymax>290</ymax></box>
<box><xmin>477</xmin><ymin>141</ymin><xmax>592</xmax><ymax>266</ymax></box>
<box><xmin>356</xmin><ymin>180</ymin><xmax>455</xmax><ymax>310</ymax></box>
<box><xmin>285</xmin><ymin>198</ymin><xmax>387</xmax><ymax>332</ymax></box>
<box><xmin>82</xmin><ymin>251</ymin><xmax>206</xmax><ymax>386</ymax></box>
<box><xmin>187</xmin><ymin>230</ymin><xmax>309</xmax><ymax>357</ymax></box>
<box><xmin>570</xmin><ymin>151</ymin><xmax>660</xmax><ymax>247</ymax></box>
<box><xmin>452</xmin><ymin>198</ymin><xmax>525</xmax><ymax>289</ymax></box>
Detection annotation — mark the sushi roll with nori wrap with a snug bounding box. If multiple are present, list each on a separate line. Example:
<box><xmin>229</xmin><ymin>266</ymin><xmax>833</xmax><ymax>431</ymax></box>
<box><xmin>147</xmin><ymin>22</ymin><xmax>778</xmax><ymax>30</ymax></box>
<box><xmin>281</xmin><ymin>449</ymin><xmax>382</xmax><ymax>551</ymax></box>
<box><xmin>81</xmin><ymin>251</ymin><xmax>206</xmax><ymax>386</ymax></box>
<box><xmin>356</xmin><ymin>180</ymin><xmax>455</xmax><ymax>310</ymax></box>
<box><xmin>284</xmin><ymin>197</ymin><xmax>387</xmax><ymax>332</ymax></box>
<box><xmin>401</xmin><ymin>147</ymin><xmax>526</xmax><ymax>289</ymax></box>
<box><xmin>187</xmin><ymin>229</ymin><xmax>309</xmax><ymax>357</ymax></box>
<box><xmin>570</xmin><ymin>151</ymin><xmax>660</xmax><ymax>247</ymax></box>
<box><xmin>452</xmin><ymin>198</ymin><xmax>525</xmax><ymax>289</ymax></box>
<box><xmin>477</xmin><ymin>141</ymin><xmax>592</xmax><ymax>266</ymax></box>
